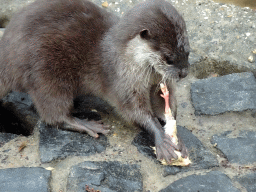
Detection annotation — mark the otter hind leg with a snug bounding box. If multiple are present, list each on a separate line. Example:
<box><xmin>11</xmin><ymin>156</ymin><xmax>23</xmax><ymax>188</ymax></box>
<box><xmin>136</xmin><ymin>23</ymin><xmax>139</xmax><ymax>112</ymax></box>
<box><xmin>62</xmin><ymin>118</ymin><xmax>109</xmax><ymax>138</ymax></box>
<box><xmin>29</xmin><ymin>89</ymin><xmax>109</xmax><ymax>137</ymax></box>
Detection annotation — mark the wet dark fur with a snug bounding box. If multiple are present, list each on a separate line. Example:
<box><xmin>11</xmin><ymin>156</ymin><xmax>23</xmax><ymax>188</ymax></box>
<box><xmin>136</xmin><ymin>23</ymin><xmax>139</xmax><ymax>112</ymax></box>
<box><xmin>0</xmin><ymin>0</ymin><xmax>190</xmax><ymax>162</ymax></box>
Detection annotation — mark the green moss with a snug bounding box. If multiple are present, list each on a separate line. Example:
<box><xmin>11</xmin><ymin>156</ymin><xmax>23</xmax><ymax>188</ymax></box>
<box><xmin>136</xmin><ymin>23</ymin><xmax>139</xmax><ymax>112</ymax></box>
<box><xmin>190</xmin><ymin>58</ymin><xmax>247</xmax><ymax>79</ymax></box>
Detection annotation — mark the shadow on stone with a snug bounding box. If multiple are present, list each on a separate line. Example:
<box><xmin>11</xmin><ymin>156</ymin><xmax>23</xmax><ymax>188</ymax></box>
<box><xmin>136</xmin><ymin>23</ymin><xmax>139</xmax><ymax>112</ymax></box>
<box><xmin>0</xmin><ymin>92</ymin><xmax>114</xmax><ymax>137</ymax></box>
<box><xmin>0</xmin><ymin>91</ymin><xmax>38</xmax><ymax>136</ymax></box>
<box><xmin>74</xmin><ymin>95</ymin><xmax>114</xmax><ymax>115</ymax></box>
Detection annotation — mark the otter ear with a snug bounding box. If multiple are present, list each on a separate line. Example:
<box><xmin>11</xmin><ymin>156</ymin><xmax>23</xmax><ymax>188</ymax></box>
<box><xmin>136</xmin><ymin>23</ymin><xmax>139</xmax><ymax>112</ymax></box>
<box><xmin>140</xmin><ymin>29</ymin><xmax>151</xmax><ymax>40</ymax></box>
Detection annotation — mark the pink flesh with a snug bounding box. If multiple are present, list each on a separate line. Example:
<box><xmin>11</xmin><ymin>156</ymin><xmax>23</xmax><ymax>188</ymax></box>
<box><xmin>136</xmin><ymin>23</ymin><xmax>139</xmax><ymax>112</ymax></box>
<box><xmin>160</xmin><ymin>84</ymin><xmax>172</xmax><ymax>117</ymax></box>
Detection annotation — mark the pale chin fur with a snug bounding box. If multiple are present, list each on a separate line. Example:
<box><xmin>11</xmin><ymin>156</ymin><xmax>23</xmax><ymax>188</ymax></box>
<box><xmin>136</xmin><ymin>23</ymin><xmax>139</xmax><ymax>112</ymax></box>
<box><xmin>125</xmin><ymin>35</ymin><xmax>178</xmax><ymax>86</ymax></box>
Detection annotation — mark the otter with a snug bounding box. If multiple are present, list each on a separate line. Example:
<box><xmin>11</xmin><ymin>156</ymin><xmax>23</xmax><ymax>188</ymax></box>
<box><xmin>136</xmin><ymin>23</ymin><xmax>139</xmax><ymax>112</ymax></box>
<box><xmin>0</xmin><ymin>0</ymin><xmax>190</xmax><ymax>163</ymax></box>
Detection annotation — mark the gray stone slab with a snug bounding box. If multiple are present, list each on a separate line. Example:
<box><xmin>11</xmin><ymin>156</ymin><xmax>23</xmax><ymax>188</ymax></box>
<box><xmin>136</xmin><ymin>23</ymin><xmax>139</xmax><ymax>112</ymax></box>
<box><xmin>236</xmin><ymin>173</ymin><xmax>256</xmax><ymax>192</ymax></box>
<box><xmin>0</xmin><ymin>167</ymin><xmax>51</xmax><ymax>192</ymax></box>
<box><xmin>211</xmin><ymin>131</ymin><xmax>256</xmax><ymax>164</ymax></box>
<box><xmin>2</xmin><ymin>91</ymin><xmax>34</xmax><ymax>111</ymax></box>
<box><xmin>191</xmin><ymin>72</ymin><xmax>256</xmax><ymax>115</ymax></box>
<box><xmin>132</xmin><ymin>126</ymin><xmax>218</xmax><ymax>176</ymax></box>
<box><xmin>160</xmin><ymin>171</ymin><xmax>239</xmax><ymax>192</ymax></box>
<box><xmin>0</xmin><ymin>132</ymin><xmax>18</xmax><ymax>147</ymax></box>
<box><xmin>39</xmin><ymin>122</ymin><xmax>108</xmax><ymax>163</ymax></box>
<box><xmin>67</xmin><ymin>161</ymin><xmax>142</xmax><ymax>192</ymax></box>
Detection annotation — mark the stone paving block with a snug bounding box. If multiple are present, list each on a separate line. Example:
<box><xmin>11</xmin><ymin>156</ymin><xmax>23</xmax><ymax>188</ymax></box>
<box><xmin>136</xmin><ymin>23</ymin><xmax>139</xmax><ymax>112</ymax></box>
<box><xmin>39</xmin><ymin>122</ymin><xmax>108</xmax><ymax>163</ymax></box>
<box><xmin>191</xmin><ymin>72</ymin><xmax>256</xmax><ymax>115</ymax></box>
<box><xmin>2</xmin><ymin>91</ymin><xmax>35</xmax><ymax>112</ymax></box>
<box><xmin>0</xmin><ymin>167</ymin><xmax>51</xmax><ymax>192</ymax></box>
<box><xmin>132</xmin><ymin>126</ymin><xmax>218</xmax><ymax>176</ymax></box>
<box><xmin>67</xmin><ymin>161</ymin><xmax>143</xmax><ymax>192</ymax></box>
<box><xmin>0</xmin><ymin>132</ymin><xmax>18</xmax><ymax>147</ymax></box>
<box><xmin>160</xmin><ymin>171</ymin><xmax>239</xmax><ymax>192</ymax></box>
<box><xmin>211</xmin><ymin>131</ymin><xmax>256</xmax><ymax>164</ymax></box>
<box><xmin>235</xmin><ymin>173</ymin><xmax>256</xmax><ymax>192</ymax></box>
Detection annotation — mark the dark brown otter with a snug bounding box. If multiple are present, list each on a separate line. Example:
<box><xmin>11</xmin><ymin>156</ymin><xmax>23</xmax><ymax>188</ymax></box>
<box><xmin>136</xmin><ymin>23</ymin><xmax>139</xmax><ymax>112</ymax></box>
<box><xmin>0</xmin><ymin>0</ymin><xmax>189</xmax><ymax>163</ymax></box>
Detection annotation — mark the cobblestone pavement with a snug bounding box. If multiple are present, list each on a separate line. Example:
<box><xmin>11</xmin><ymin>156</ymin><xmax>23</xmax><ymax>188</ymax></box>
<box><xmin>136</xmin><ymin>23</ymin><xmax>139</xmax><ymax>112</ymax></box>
<box><xmin>0</xmin><ymin>0</ymin><xmax>255</xmax><ymax>191</ymax></box>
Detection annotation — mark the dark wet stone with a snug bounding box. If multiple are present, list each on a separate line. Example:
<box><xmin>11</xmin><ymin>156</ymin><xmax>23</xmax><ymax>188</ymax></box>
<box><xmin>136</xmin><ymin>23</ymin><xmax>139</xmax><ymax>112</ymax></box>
<box><xmin>67</xmin><ymin>161</ymin><xmax>142</xmax><ymax>192</ymax></box>
<box><xmin>160</xmin><ymin>171</ymin><xmax>239</xmax><ymax>192</ymax></box>
<box><xmin>0</xmin><ymin>132</ymin><xmax>18</xmax><ymax>147</ymax></box>
<box><xmin>74</xmin><ymin>95</ymin><xmax>114</xmax><ymax>115</ymax></box>
<box><xmin>132</xmin><ymin>126</ymin><xmax>218</xmax><ymax>176</ymax></box>
<box><xmin>211</xmin><ymin>131</ymin><xmax>256</xmax><ymax>164</ymax></box>
<box><xmin>191</xmin><ymin>72</ymin><xmax>256</xmax><ymax>115</ymax></box>
<box><xmin>0</xmin><ymin>167</ymin><xmax>51</xmax><ymax>192</ymax></box>
<box><xmin>39</xmin><ymin>122</ymin><xmax>108</xmax><ymax>163</ymax></box>
<box><xmin>2</xmin><ymin>91</ymin><xmax>34</xmax><ymax>111</ymax></box>
<box><xmin>0</xmin><ymin>91</ymin><xmax>38</xmax><ymax>136</ymax></box>
<box><xmin>0</xmin><ymin>92</ymin><xmax>111</xmax><ymax>136</ymax></box>
<box><xmin>235</xmin><ymin>173</ymin><xmax>256</xmax><ymax>192</ymax></box>
<box><xmin>132</xmin><ymin>130</ymin><xmax>157</xmax><ymax>161</ymax></box>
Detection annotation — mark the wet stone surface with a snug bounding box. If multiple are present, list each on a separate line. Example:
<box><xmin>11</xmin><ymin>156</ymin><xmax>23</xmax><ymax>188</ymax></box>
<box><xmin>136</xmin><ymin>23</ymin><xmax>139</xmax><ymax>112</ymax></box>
<box><xmin>132</xmin><ymin>130</ymin><xmax>157</xmax><ymax>163</ymax></box>
<box><xmin>160</xmin><ymin>171</ymin><xmax>240</xmax><ymax>192</ymax></box>
<box><xmin>39</xmin><ymin>122</ymin><xmax>109</xmax><ymax>163</ymax></box>
<box><xmin>191</xmin><ymin>72</ymin><xmax>256</xmax><ymax>115</ymax></box>
<box><xmin>133</xmin><ymin>126</ymin><xmax>219</xmax><ymax>176</ymax></box>
<box><xmin>67</xmin><ymin>161</ymin><xmax>143</xmax><ymax>192</ymax></box>
<box><xmin>211</xmin><ymin>130</ymin><xmax>256</xmax><ymax>164</ymax></box>
<box><xmin>0</xmin><ymin>167</ymin><xmax>51</xmax><ymax>192</ymax></box>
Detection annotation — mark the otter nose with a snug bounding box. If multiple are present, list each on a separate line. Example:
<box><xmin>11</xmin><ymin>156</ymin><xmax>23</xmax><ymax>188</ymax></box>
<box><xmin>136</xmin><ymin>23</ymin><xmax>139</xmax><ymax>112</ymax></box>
<box><xmin>179</xmin><ymin>68</ymin><xmax>188</xmax><ymax>78</ymax></box>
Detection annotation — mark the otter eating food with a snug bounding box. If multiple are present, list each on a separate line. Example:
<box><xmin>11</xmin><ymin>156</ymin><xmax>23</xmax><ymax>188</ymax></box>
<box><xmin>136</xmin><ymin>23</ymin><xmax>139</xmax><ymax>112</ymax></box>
<box><xmin>0</xmin><ymin>0</ymin><xmax>190</xmax><ymax>163</ymax></box>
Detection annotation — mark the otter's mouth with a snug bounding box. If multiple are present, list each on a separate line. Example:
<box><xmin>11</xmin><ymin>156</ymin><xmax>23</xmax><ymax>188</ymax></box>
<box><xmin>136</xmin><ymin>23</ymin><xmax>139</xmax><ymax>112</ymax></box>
<box><xmin>162</xmin><ymin>67</ymin><xmax>189</xmax><ymax>84</ymax></box>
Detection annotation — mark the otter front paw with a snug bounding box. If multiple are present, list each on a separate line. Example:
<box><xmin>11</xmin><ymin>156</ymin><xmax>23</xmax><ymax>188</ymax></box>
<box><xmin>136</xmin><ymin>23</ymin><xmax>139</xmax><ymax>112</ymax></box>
<box><xmin>155</xmin><ymin>134</ymin><xmax>179</xmax><ymax>163</ymax></box>
<box><xmin>153</xmin><ymin>133</ymin><xmax>191</xmax><ymax>166</ymax></box>
<box><xmin>177</xmin><ymin>138</ymin><xmax>189</xmax><ymax>158</ymax></box>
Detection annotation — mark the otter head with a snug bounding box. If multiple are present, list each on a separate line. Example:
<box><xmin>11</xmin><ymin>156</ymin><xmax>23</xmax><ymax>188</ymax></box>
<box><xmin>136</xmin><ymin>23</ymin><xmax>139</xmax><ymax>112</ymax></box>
<box><xmin>116</xmin><ymin>0</ymin><xmax>190</xmax><ymax>82</ymax></box>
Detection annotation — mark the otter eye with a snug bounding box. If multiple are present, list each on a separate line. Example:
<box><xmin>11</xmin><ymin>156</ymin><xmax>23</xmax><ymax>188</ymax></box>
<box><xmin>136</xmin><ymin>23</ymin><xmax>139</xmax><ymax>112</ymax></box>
<box><xmin>140</xmin><ymin>29</ymin><xmax>151</xmax><ymax>40</ymax></box>
<box><xmin>165</xmin><ymin>56</ymin><xmax>174</xmax><ymax>65</ymax></box>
